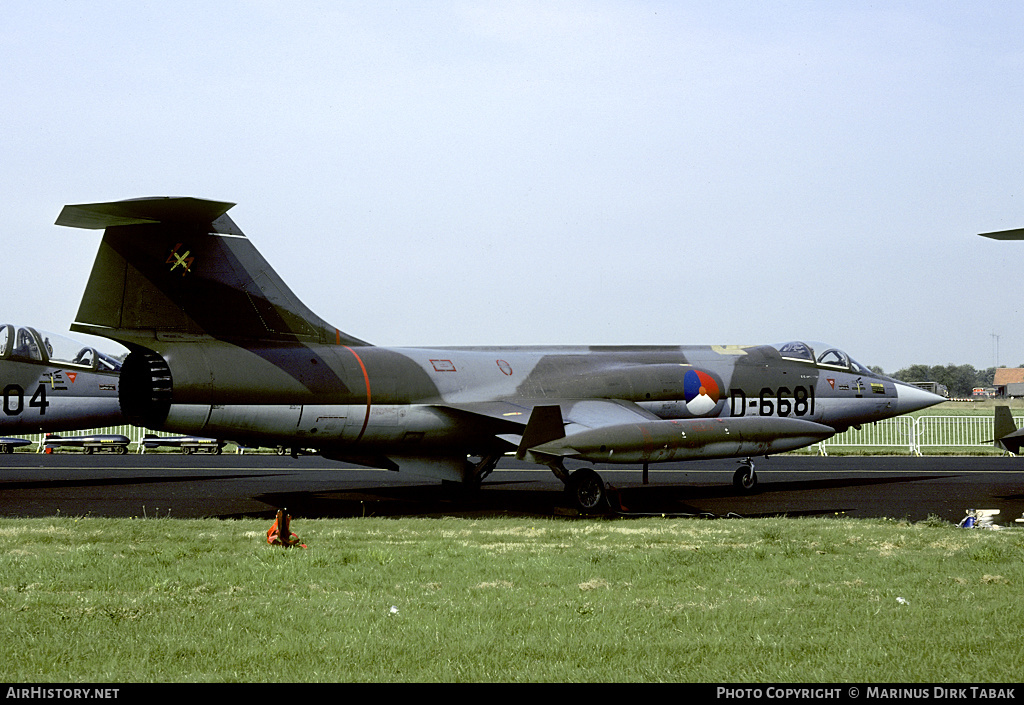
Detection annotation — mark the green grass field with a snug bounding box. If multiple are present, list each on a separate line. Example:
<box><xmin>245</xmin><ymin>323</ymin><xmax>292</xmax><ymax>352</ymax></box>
<box><xmin>920</xmin><ymin>399</ymin><xmax>1024</xmax><ymax>415</ymax></box>
<box><xmin>2</xmin><ymin>401</ymin><xmax>1020</xmax><ymax>683</ymax></box>
<box><xmin>2</xmin><ymin>515</ymin><xmax>1022</xmax><ymax>683</ymax></box>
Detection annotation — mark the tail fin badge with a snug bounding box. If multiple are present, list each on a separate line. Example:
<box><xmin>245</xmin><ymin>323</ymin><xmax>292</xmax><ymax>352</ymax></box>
<box><xmin>166</xmin><ymin>243</ymin><xmax>195</xmax><ymax>276</ymax></box>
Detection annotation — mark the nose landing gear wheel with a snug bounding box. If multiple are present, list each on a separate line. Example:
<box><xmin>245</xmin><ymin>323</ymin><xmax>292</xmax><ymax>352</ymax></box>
<box><xmin>566</xmin><ymin>468</ymin><xmax>607</xmax><ymax>513</ymax></box>
<box><xmin>733</xmin><ymin>460</ymin><xmax>758</xmax><ymax>494</ymax></box>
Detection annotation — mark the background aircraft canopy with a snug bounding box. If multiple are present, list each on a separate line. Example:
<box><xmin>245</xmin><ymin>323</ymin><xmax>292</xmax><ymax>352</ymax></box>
<box><xmin>0</xmin><ymin>324</ymin><xmax>122</xmax><ymax>372</ymax></box>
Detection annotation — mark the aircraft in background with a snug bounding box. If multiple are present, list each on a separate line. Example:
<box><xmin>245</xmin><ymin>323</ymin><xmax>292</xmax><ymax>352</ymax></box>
<box><xmin>140</xmin><ymin>433</ymin><xmax>226</xmax><ymax>454</ymax></box>
<box><xmin>56</xmin><ymin>197</ymin><xmax>944</xmax><ymax>510</ymax></box>
<box><xmin>0</xmin><ymin>324</ymin><xmax>123</xmax><ymax>445</ymax></box>
<box><xmin>991</xmin><ymin>406</ymin><xmax>1024</xmax><ymax>455</ymax></box>
<box><xmin>43</xmin><ymin>433</ymin><xmax>131</xmax><ymax>454</ymax></box>
<box><xmin>980</xmin><ymin>229</ymin><xmax>1024</xmax><ymax>455</ymax></box>
<box><xmin>0</xmin><ymin>437</ymin><xmax>32</xmax><ymax>454</ymax></box>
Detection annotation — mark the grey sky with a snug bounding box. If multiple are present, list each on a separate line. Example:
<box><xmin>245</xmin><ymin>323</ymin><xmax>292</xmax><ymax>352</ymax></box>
<box><xmin>3</xmin><ymin>1</ymin><xmax>1022</xmax><ymax>374</ymax></box>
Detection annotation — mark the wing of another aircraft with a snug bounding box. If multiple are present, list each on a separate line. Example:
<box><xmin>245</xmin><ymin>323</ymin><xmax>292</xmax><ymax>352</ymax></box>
<box><xmin>980</xmin><ymin>228</ymin><xmax>1024</xmax><ymax>240</ymax></box>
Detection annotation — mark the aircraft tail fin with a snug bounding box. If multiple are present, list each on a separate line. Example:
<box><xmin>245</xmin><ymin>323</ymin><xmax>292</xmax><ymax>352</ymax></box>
<box><xmin>57</xmin><ymin>197</ymin><xmax>368</xmax><ymax>348</ymax></box>
<box><xmin>993</xmin><ymin>405</ymin><xmax>1021</xmax><ymax>452</ymax></box>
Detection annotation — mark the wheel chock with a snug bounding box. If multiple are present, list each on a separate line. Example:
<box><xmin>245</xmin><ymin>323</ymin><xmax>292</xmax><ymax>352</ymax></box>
<box><xmin>267</xmin><ymin>508</ymin><xmax>306</xmax><ymax>548</ymax></box>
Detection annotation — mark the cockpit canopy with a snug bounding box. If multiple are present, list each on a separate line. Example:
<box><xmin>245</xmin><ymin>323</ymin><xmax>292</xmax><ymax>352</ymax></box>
<box><xmin>0</xmin><ymin>324</ymin><xmax>122</xmax><ymax>372</ymax></box>
<box><xmin>773</xmin><ymin>341</ymin><xmax>870</xmax><ymax>374</ymax></box>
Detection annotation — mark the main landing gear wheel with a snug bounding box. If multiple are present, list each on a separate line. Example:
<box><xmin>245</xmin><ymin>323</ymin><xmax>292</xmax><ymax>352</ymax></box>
<box><xmin>565</xmin><ymin>468</ymin><xmax>607</xmax><ymax>513</ymax></box>
<box><xmin>732</xmin><ymin>460</ymin><xmax>758</xmax><ymax>494</ymax></box>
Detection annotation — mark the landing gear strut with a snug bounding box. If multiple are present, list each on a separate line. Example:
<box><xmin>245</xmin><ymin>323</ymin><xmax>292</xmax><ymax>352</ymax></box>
<box><xmin>462</xmin><ymin>453</ymin><xmax>503</xmax><ymax>491</ymax></box>
<box><xmin>733</xmin><ymin>458</ymin><xmax>758</xmax><ymax>494</ymax></box>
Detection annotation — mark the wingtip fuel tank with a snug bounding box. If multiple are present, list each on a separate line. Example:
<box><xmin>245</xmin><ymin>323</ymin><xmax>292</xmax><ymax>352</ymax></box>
<box><xmin>528</xmin><ymin>416</ymin><xmax>835</xmax><ymax>464</ymax></box>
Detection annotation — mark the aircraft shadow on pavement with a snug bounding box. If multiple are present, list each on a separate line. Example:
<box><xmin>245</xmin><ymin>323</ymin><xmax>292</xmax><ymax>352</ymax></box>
<box><xmin>0</xmin><ymin>473</ymin><xmax>288</xmax><ymax>492</ymax></box>
<box><xmin>242</xmin><ymin>474</ymin><xmax>953</xmax><ymax>520</ymax></box>
<box><xmin>248</xmin><ymin>483</ymin><xmax>565</xmax><ymax>520</ymax></box>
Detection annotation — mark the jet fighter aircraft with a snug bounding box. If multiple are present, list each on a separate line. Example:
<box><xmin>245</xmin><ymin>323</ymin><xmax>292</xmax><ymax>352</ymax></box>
<box><xmin>0</xmin><ymin>323</ymin><xmax>123</xmax><ymax>440</ymax></box>
<box><xmin>991</xmin><ymin>406</ymin><xmax>1024</xmax><ymax>455</ymax></box>
<box><xmin>57</xmin><ymin>197</ymin><xmax>944</xmax><ymax>510</ymax></box>
<box><xmin>980</xmin><ymin>231</ymin><xmax>1024</xmax><ymax>455</ymax></box>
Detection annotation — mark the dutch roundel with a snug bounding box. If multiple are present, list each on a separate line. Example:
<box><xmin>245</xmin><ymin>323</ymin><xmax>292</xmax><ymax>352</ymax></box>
<box><xmin>683</xmin><ymin>369</ymin><xmax>720</xmax><ymax>416</ymax></box>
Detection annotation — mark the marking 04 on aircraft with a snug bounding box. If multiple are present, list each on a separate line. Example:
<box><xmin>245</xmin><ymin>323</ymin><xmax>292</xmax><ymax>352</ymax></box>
<box><xmin>56</xmin><ymin>197</ymin><xmax>944</xmax><ymax>511</ymax></box>
<box><xmin>0</xmin><ymin>323</ymin><xmax>123</xmax><ymax>438</ymax></box>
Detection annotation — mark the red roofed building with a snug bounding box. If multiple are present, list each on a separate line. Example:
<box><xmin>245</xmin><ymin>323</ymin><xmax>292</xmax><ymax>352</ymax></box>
<box><xmin>994</xmin><ymin>368</ymin><xmax>1024</xmax><ymax>397</ymax></box>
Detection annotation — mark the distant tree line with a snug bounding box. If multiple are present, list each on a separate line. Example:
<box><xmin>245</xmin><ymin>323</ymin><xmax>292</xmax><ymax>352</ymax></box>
<box><xmin>888</xmin><ymin>364</ymin><xmax>996</xmax><ymax>398</ymax></box>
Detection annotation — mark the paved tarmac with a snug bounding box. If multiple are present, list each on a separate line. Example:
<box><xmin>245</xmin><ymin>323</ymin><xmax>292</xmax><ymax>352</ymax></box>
<box><xmin>0</xmin><ymin>452</ymin><xmax>1021</xmax><ymax>524</ymax></box>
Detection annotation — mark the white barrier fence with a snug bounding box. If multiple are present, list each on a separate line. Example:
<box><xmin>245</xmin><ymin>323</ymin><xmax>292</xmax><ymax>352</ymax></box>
<box><xmin>17</xmin><ymin>426</ymin><xmax>257</xmax><ymax>453</ymax></box>
<box><xmin>819</xmin><ymin>415</ymin><xmax>1023</xmax><ymax>456</ymax></box>
<box><xmin>13</xmin><ymin>415</ymin><xmax>1022</xmax><ymax>456</ymax></box>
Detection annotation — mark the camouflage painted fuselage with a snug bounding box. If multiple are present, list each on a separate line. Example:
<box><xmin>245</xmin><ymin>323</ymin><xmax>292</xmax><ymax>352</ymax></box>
<box><xmin>143</xmin><ymin>339</ymin><xmax>920</xmax><ymax>463</ymax></box>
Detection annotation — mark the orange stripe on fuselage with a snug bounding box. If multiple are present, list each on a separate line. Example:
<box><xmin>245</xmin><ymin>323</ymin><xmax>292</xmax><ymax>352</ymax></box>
<box><xmin>343</xmin><ymin>346</ymin><xmax>371</xmax><ymax>442</ymax></box>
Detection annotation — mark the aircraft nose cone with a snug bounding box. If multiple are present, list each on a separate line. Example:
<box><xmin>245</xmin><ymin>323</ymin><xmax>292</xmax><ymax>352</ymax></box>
<box><xmin>894</xmin><ymin>382</ymin><xmax>946</xmax><ymax>414</ymax></box>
